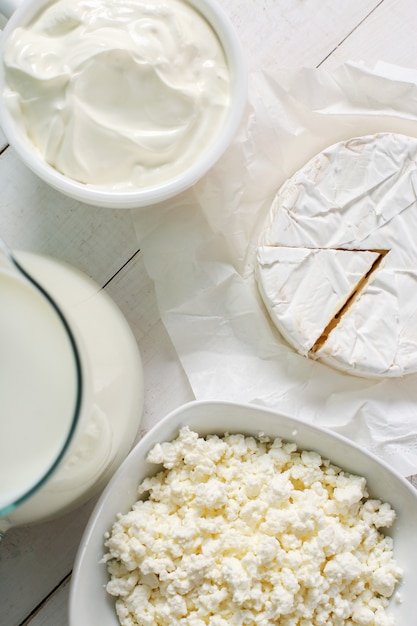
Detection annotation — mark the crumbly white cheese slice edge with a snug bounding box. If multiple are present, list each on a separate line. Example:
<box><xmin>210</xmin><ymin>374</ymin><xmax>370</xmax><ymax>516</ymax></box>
<box><xmin>255</xmin><ymin>245</ymin><xmax>380</xmax><ymax>356</ymax></box>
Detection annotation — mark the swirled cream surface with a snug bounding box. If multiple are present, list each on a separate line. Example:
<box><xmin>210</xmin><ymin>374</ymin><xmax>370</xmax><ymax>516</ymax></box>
<box><xmin>2</xmin><ymin>0</ymin><xmax>230</xmax><ymax>189</ymax></box>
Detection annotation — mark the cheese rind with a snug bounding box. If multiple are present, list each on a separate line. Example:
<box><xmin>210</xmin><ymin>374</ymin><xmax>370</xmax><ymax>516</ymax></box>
<box><xmin>257</xmin><ymin>132</ymin><xmax>417</xmax><ymax>378</ymax></box>
<box><xmin>256</xmin><ymin>246</ymin><xmax>380</xmax><ymax>356</ymax></box>
<box><xmin>315</xmin><ymin>268</ymin><xmax>417</xmax><ymax>377</ymax></box>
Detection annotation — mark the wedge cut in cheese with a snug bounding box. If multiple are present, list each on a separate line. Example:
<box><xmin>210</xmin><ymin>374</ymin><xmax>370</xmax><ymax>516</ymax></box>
<box><xmin>257</xmin><ymin>132</ymin><xmax>417</xmax><ymax>378</ymax></box>
<box><xmin>256</xmin><ymin>246</ymin><xmax>381</xmax><ymax>356</ymax></box>
<box><xmin>314</xmin><ymin>267</ymin><xmax>417</xmax><ymax>377</ymax></box>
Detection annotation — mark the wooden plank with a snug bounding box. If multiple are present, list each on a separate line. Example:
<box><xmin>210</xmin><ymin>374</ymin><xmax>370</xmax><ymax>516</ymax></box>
<box><xmin>322</xmin><ymin>0</ymin><xmax>417</xmax><ymax>69</ymax></box>
<box><xmin>1</xmin><ymin>14</ymin><xmax>11</xmax><ymax>148</ymax></box>
<box><xmin>104</xmin><ymin>253</ymin><xmax>194</xmax><ymax>432</ymax></box>
<box><xmin>0</xmin><ymin>148</ymin><xmax>139</xmax><ymax>287</ymax></box>
<box><xmin>0</xmin><ymin>131</ymin><xmax>6</xmax><ymax>152</ymax></box>
<box><xmin>21</xmin><ymin>577</ymin><xmax>71</xmax><ymax>626</ymax></box>
<box><xmin>22</xmin><ymin>577</ymin><xmax>71</xmax><ymax>626</ymax></box>
<box><xmin>0</xmin><ymin>498</ymin><xmax>98</xmax><ymax>626</ymax></box>
<box><xmin>220</xmin><ymin>0</ymin><xmax>382</xmax><ymax>71</ymax></box>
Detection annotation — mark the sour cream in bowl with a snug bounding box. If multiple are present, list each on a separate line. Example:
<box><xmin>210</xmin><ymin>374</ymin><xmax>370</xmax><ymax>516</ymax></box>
<box><xmin>0</xmin><ymin>0</ymin><xmax>246</xmax><ymax>208</ymax></box>
<box><xmin>70</xmin><ymin>400</ymin><xmax>417</xmax><ymax>626</ymax></box>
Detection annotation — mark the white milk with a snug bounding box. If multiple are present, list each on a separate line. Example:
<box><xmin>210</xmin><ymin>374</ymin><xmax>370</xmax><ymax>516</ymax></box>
<box><xmin>0</xmin><ymin>252</ymin><xmax>144</xmax><ymax>531</ymax></box>
<box><xmin>0</xmin><ymin>263</ymin><xmax>78</xmax><ymax>510</ymax></box>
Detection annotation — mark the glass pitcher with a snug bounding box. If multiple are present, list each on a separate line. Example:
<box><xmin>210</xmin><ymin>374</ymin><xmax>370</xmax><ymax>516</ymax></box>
<box><xmin>0</xmin><ymin>240</ymin><xmax>144</xmax><ymax>534</ymax></box>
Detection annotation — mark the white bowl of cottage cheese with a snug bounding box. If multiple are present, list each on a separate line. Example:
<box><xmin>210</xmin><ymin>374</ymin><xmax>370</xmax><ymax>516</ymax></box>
<box><xmin>0</xmin><ymin>0</ymin><xmax>246</xmax><ymax>208</ymax></box>
<box><xmin>69</xmin><ymin>400</ymin><xmax>417</xmax><ymax>626</ymax></box>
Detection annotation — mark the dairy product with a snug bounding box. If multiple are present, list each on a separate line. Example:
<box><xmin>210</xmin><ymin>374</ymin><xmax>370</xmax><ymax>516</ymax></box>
<box><xmin>0</xmin><ymin>251</ymin><xmax>143</xmax><ymax>530</ymax></box>
<box><xmin>2</xmin><ymin>0</ymin><xmax>230</xmax><ymax>189</ymax></box>
<box><xmin>103</xmin><ymin>426</ymin><xmax>402</xmax><ymax>626</ymax></box>
<box><xmin>256</xmin><ymin>133</ymin><xmax>417</xmax><ymax>378</ymax></box>
<box><xmin>256</xmin><ymin>246</ymin><xmax>380</xmax><ymax>356</ymax></box>
<box><xmin>0</xmin><ymin>258</ymin><xmax>78</xmax><ymax>511</ymax></box>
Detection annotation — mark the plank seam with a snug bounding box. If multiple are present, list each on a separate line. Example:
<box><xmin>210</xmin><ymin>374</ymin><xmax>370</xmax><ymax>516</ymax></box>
<box><xmin>316</xmin><ymin>0</ymin><xmax>386</xmax><ymax>67</ymax></box>
<box><xmin>102</xmin><ymin>248</ymin><xmax>141</xmax><ymax>289</ymax></box>
<box><xmin>19</xmin><ymin>572</ymin><xmax>71</xmax><ymax>626</ymax></box>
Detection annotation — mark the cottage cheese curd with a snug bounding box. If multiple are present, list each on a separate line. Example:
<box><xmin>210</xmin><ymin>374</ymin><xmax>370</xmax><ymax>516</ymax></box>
<box><xmin>2</xmin><ymin>0</ymin><xmax>230</xmax><ymax>189</ymax></box>
<box><xmin>256</xmin><ymin>133</ymin><xmax>417</xmax><ymax>378</ymax></box>
<box><xmin>103</xmin><ymin>427</ymin><xmax>402</xmax><ymax>626</ymax></box>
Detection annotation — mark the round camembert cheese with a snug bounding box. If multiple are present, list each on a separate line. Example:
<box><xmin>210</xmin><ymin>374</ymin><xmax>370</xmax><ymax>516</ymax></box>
<box><xmin>256</xmin><ymin>132</ymin><xmax>417</xmax><ymax>378</ymax></box>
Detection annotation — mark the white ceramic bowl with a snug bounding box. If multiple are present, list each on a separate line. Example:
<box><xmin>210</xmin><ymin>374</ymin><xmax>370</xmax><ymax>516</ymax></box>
<box><xmin>69</xmin><ymin>400</ymin><xmax>417</xmax><ymax>625</ymax></box>
<box><xmin>0</xmin><ymin>0</ymin><xmax>246</xmax><ymax>209</ymax></box>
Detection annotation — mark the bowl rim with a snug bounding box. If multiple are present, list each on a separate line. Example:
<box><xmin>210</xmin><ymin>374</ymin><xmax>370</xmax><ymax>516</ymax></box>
<box><xmin>68</xmin><ymin>399</ymin><xmax>417</xmax><ymax>626</ymax></box>
<box><xmin>0</xmin><ymin>0</ymin><xmax>248</xmax><ymax>208</ymax></box>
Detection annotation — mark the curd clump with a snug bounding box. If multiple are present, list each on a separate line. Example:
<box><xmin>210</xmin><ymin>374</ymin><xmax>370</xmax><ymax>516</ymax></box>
<box><xmin>103</xmin><ymin>426</ymin><xmax>403</xmax><ymax>626</ymax></box>
<box><xmin>2</xmin><ymin>0</ymin><xmax>230</xmax><ymax>189</ymax></box>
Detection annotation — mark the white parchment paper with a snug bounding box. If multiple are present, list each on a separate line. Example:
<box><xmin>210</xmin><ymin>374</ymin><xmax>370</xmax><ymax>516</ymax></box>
<box><xmin>131</xmin><ymin>62</ymin><xmax>417</xmax><ymax>476</ymax></box>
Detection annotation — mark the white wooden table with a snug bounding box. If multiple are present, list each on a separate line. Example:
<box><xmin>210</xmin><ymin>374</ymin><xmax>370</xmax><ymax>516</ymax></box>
<box><xmin>1</xmin><ymin>1</ymin><xmax>417</xmax><ymax>624</ymax></box>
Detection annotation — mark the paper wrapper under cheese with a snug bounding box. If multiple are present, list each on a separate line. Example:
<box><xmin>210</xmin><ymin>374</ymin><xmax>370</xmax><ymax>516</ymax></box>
<box><xmin>131</xmin><ymin>62</ymin><xmax>417</xmax><ymax>477</ymax></box>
